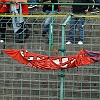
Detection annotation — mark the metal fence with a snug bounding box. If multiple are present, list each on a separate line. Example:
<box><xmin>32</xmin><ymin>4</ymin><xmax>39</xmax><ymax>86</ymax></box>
<box><xmin>0</xmin><ymin>2</ymin><xmax>100</xmax><ymax>100</ymax></box>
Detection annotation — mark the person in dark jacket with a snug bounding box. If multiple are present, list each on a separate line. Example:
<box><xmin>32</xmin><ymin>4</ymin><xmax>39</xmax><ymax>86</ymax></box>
<box><xmin>66</xmin><ymin>0</ymin><xmax>94</xmax><ymax>45</ymax></box>
<box><xmin>39</xmin><ymin>0</ymin><xmax>59</xmax><ymax>43</ymax></box>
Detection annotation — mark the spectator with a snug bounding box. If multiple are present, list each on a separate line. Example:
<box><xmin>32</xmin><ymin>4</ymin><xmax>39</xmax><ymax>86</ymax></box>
<box><xmin>0</xmin><ymin>0</ymin><xmax>30</xmax><ymax>43</ymax></box>
<box><xmin>66</xmin><ymin>0</ymin><xmax>94</xmax><ymax>45</ymax></box>
<box><xmin>91</xmin><ymin>0</ymin><xmax>100</xmax><ymax>13</ymax></box>
<box><xmin>39</xmin><ymin>0</ymin><xmax>59</xmax><ymax>43</ymax></box>
<box><xmin>28</xmin><ymin>0</ymin><xmax>38</xmax><ymax>9</ymax></box>
<box><xmin>0</xmin><ymin>0</ymin><xmax>12</xmax><ymax>43</ymax></box>
<box><xmin>11</xmin><ymin>3</ymin><xmax>31</xmax><ymax>43</ymax></box>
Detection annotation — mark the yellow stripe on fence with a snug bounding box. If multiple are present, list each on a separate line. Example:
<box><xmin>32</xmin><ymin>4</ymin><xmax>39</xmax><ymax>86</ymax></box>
<box><xmin>0</xmin><ymin>14</ymin><xmax>100</xmax><ymax>18</ymax></box>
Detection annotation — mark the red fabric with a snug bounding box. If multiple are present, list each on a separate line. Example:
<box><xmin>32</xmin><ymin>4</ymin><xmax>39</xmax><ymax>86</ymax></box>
<box><xmin>58</xmin><ymin>5</ymin><xmax>61</xmax><ymax>12</ymax></box>
<box><xmin>0</xmin><ymin>0</ymin><xmax>28</xmax><ymax>14</ymax></box>
<box><xmin>75</xmin><ymin>50</ymin><xmax>100</xmax><ymax>67</ymax></box>
<box><xmin>75</xmin><ymin>50</ymin><xmax>94</xmax><ymax>66</ymax></box>
<box><xmin>21</xmin><ymin>4</ymin><xmax>28</xmax><ymax>15</ymax></box>
<box><xmin>0</xmin><ymin>4</ymin><xmax>3</xmax><ymax>9</ymax></box>
<box><xmin>3</xmin><ymin>49</ymin><xmax>100</xmax><ymax>70</ymax></box>
<box><xmin>0</xmin><ymin>0</ymin><xmax>10</xmax><ymax>12</ymax></box>
<box><xmin>0</xmin><ymin>0</ymin><xmax>9</xmax><ymax>2</ymax></box>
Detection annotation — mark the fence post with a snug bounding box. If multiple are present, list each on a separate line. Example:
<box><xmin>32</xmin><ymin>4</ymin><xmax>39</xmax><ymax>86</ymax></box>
<box><xmin>49</xmin><ymin>4</ymin><xmax>54</xmax><ymax>51</ymax></box>
<box><xmin>59</xmin><ymin>15</ymin><xmax>71</xmax><ymax>100</ymax></box>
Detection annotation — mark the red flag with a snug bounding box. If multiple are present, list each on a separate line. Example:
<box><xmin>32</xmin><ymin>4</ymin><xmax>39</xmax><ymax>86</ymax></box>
<box><xmin>3</xmin><ymin>49</ymin><xmax>100</xmax><ymax>70</ymax></box>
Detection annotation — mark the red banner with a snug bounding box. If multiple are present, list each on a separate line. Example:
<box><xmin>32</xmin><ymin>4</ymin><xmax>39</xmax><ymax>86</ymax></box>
<box><xmin>3</xmin><ymin>49</ymin><xmax>100</xmax><ymax>70</ymax></box>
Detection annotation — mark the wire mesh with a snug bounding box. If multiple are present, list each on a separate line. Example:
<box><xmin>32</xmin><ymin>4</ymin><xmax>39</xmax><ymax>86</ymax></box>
<box><xmin>0</xmin><ymin>1</ymin><xmax>100</xmax><ymax>100</ymax></box>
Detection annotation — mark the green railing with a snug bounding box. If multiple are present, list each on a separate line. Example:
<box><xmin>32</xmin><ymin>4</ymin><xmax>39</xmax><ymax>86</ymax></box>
<box><xmin>0</xmin><ymin>2</ymin><xmax>100</xmax><ymax>100</ymax></box>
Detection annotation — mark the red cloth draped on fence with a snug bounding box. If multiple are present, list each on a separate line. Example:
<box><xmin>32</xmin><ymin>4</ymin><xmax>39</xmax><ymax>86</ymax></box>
<box><xmin>3</xmin><ymin>49</ymin><xmax>100</xmax><ymax>70</ymax></box>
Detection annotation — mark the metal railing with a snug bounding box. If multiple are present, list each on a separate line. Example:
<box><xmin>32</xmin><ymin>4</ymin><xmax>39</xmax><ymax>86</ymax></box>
<box><xmin>0</xmin><ymin>2</ymin><xmax>100</xmax><ymax>100</ymax></box>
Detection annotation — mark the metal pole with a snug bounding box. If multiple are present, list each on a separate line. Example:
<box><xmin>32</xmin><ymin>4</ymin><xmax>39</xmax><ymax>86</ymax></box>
<box><xmin>59</xmin><ymin>25</ymin><xmax>65</xmax><ymax>100</ymax></box>
<box><xmin>49</xmin><ymin>4</ymin><xmax>54</xmax><ymax>51</ymax></box>
<box><xmin>59</xmin><ymin>15</ymin><xmax>72</xmax><ymax>100</ymax></box>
